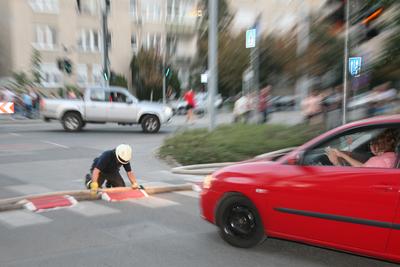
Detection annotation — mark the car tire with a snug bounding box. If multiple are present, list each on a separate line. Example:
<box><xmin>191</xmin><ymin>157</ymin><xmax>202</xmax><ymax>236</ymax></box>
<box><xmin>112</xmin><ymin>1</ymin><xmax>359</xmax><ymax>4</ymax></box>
<box><xmin>62</xmin><ymin>112</ymin><xmax>83</xmax><ymax>132</ymax></box>
<box><xmin>216</xmin><ymin>195</ymin><xmax>265</xmax><ymax>248</ymax></box>
<box><xmin>141</xmin><ymin>115</ymin><xmax>160</xmax><ymax>133</ymax></box>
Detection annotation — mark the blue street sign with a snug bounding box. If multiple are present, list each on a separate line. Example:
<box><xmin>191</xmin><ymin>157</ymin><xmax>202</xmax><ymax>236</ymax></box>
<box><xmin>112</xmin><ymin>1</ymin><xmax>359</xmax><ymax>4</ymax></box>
<box><xmin>349</xmin><ymin>57</ymin><xmax>362</xmax><ymax>77</ymax></box>
<box><xmin>246</xmin><ymin>29</ymin><xmax>256</xmax><ymax>48</ymax></box>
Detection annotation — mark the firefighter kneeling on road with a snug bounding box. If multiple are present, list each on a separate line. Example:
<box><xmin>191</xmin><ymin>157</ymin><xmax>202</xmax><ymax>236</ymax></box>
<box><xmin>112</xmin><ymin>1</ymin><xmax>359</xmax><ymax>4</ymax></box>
<box><xmin>85</xmin><ymin>144</ymin><xmax>138</xmax><ymax>193</ymax></box>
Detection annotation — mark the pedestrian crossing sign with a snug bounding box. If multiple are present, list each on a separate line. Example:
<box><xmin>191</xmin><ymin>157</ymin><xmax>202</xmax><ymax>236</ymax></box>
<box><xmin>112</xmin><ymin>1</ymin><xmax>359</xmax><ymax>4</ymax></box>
<box><xmin>246</xmin><ymin>29</ymin><xmax>256</xmax><ymax>48</ymax></box>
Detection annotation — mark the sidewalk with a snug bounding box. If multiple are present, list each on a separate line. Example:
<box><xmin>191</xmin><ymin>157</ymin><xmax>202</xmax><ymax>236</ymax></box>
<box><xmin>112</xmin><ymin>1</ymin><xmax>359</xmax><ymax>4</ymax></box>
<box><xmin>0</xmin><ymin>114</ymin><xmax>42</xmax><ymax>125</ymax></box>
<box><xmin>171</xmin><ymin>110</ymin><xmax>304</xmax><ymax>129</ymax></box>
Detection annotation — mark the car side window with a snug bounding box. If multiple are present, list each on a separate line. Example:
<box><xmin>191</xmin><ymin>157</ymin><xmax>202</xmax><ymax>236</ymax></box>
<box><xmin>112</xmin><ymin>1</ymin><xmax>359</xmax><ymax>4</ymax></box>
<box><xmin>302</xmin><ymin>127</ymin><xmax>399</xmax><ymax>168</ymax></box>
<box><xmin>109</xmin><ymin>91</ymin><xmax>128</xmax><ymax>103</ymax></box>
<box><xmin>90</xmin><ymin>90</ymin><xmax>106</xmax><ymax>102</ymax></box>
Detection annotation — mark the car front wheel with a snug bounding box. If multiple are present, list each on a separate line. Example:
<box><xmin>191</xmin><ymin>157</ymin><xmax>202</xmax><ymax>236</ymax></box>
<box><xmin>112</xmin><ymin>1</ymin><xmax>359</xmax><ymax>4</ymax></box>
<box><xmin>216</xmin><ymin>195</ymin><xmax>265</xmax><ymax>248</ymax></box>
<box><xmin>141</xmin><ymin>115</ymin><xmax>160</xmax><ymax>133</ymax></box>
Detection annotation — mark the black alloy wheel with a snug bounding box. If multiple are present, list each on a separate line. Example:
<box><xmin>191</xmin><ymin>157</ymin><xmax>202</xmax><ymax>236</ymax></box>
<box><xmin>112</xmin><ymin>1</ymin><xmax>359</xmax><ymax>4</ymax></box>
<box><xmin>217</xmin><ymin>195</ymin><xmax>265</xmax><ymax>248</ymax></box>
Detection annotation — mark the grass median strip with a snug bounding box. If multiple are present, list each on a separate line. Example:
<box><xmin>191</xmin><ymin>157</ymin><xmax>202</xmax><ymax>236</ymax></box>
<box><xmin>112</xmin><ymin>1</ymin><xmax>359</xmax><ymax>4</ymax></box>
<box><xmin>159</xmin><ymin>124</ymin><xmax>322</xmax><ymax>165</ymax></box>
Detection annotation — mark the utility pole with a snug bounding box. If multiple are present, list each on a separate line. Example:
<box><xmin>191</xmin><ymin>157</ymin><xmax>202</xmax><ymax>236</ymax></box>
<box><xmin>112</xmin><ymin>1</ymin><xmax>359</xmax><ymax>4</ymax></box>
<box><xmin>101</xmin><ymin>0</ymin><xmax>110</xmax><ymax>87</ymax></box>
<box><xmin>250</xmin><ymin>14</ymin><xmax>261</xmax><ymax>122</ymax></box>
<box><xmin>162</xmin><ymin>35</ymin><xmax>167</xmax><ymax>104</ymax></box>
<box><xmin>295</xmin><ymin>3</ymin><xmax>310</xmax><ymax>110</ymax></box>
<box><xmin>208</xmin><ymin>0</ymin><xmax>218</xmax><ymax>131</ymax></box>
<box><xmin>342</xmin><ymin>0</ymin><xmax>350</xmax><ymax>124</ymax></box>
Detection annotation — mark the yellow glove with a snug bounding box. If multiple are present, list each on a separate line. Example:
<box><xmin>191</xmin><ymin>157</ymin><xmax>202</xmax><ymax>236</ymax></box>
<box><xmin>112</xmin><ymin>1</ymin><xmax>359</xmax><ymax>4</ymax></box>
<box><xmin>90</xmin><ymin>182</ymin><xmax>99</xmax><ymax>195</ymax></box>
<box><xmin>131</xmin><ymin>182</ymin><xmax>138</xmax><ymax>189</ymax></box>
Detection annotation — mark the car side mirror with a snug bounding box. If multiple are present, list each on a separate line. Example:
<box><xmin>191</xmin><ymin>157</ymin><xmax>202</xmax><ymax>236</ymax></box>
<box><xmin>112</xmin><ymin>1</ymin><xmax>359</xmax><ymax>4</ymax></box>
<box><xmin>127</xmin><ymin>99</ymin><xmax>133</xmax><ymax>104</ymax></box>
<box><xmin>287</xmin><ymin>151</ymin><xmax>304</xmax><ymax>165</ymax></box>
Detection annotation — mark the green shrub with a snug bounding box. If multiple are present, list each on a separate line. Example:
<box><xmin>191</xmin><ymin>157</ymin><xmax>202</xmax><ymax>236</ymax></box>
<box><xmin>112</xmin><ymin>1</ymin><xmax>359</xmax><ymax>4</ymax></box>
<box><xmin>159</xmin><ymin>124</ymin><xmax>322</xmax><ymax>165</ymax></box>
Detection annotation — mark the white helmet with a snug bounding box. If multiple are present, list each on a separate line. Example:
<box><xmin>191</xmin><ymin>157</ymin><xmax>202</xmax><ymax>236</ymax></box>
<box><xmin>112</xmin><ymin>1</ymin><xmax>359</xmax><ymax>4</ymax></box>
<box><xmin>115</xmin><ymin>144</ymin><xmax>132</xmax><ymax>164</ymax></box>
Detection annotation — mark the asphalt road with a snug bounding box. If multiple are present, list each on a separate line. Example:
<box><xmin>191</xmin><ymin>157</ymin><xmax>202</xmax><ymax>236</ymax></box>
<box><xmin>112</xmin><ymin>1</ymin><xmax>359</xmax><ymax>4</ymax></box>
<box><xmin>0</xmin><ymin>192</ymin><xmax>396</xmax><ymax>267</ymax></box>
<box><xmin>0</xmin><ymin>121</ymin><xmax>204</xmax><ymax>199</ymax></box>
<box><xmin>0</xmin><ymin>119</ymin><xmax>397</xmax><ymax>266</ymax></box>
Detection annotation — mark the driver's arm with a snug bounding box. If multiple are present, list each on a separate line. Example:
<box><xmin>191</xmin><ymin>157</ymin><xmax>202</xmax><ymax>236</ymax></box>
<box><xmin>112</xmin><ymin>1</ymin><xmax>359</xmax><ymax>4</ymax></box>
<box><xmin>335</xmin><ymin>150</ymin><xmax>363</xmax><ymax>167</ymax></box>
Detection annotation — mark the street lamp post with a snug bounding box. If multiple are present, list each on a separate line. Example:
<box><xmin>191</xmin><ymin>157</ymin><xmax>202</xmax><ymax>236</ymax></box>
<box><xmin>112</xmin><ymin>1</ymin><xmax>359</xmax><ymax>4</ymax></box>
<box><xmin>342</xmin><ymin>0</ymin><xmax>350</xmax><ymax>125</ymax></box>
<box><xmin>208</xmin><ymin>0</ymin><xmax>218</xmax><ymax>131</ymax></box>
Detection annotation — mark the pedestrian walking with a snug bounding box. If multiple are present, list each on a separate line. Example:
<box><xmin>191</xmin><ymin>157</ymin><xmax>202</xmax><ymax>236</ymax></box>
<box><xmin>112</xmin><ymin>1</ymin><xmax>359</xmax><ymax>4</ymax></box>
<box><xmin>85</xmin><ymin>144</ymin><xmax>139</xmax><ymax>194</ymax></box>
<box><xmin>184</xmin><ymin>89</ymin><xmax>196</xmax><ymax>123</ymax></box>
<box><xmin>22</xmin><ymin>91</ymin><xmax>33</xmax><ymax>118</ymax></box>
<box><xmin>301</xmin><ymin>90</ymin><xmax>322</xmax><ymax>124</ymax></box>
<box><xmin>258</xmin><ymin>86</ymin><xmax>271</xmax><ymax>123</ymax></box>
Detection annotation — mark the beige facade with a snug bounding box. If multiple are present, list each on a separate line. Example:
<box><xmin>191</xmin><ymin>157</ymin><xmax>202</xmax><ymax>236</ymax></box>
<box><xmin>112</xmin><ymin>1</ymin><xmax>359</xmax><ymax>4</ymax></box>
<box><xmin>0</xmin><ymin>0</ymin><xmax>199</xmax><ymax>91</ymax></box>
<box><xmin>228</xmin><ymin>0</ymin><xmax>326</xmax><ymax>36</ymax></box>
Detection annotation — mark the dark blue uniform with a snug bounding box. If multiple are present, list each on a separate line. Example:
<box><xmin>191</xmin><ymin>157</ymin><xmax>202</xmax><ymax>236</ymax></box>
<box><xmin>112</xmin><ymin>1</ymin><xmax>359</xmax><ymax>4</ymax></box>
<box><xmin>86</xmin><ymin>149</ymin><xmax>132</xmax><ymax>188</ymax></box>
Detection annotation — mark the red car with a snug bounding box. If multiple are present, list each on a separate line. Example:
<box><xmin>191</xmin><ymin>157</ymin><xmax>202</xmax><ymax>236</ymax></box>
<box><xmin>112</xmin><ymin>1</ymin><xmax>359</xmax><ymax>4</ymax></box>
<box><xmin>200</xmin><ymin>115</ymin><xmax>400</xmax><ymax>263</ymax></box>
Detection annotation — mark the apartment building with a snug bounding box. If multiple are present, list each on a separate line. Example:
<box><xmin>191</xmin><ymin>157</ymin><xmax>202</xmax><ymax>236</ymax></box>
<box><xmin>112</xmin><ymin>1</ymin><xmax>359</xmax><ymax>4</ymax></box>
<box><xmin>228</xmin><ymin>0</ymin><xmax>326</xmax><ymax>36</ymax></box>
<box><xmin>0</xmin><ymin>0</ymin><xmax>199</xmax><ymax>92</ymax></box>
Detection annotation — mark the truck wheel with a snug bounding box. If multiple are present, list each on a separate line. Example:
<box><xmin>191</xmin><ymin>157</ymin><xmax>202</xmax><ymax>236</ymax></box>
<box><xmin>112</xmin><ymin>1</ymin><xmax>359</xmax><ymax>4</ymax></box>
<box><xmin>141</xmin><ymin>115</ymin><xmax>160</xmax><ymax>133</ymax></box>
<box><xmin>62</xmin><ymin>112</ymin><xmax>83</xmax><ymax>132</ymax></box>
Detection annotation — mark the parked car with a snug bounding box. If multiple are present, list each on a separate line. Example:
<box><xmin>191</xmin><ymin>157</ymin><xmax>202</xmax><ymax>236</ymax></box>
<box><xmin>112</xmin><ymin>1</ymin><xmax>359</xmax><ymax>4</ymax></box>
<box><xmin>201</xmin><ymin>115</ymin><xmax>400</xmax><ymax>263</ymax></box>
<box><xmin>41</xmin><ymin>86</ymin><xmax>173</xmax><ymax>133</ymax></box>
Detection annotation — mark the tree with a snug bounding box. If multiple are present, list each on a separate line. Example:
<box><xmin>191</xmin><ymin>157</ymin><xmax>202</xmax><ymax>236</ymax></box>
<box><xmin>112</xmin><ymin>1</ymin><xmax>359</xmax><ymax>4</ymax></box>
<box><xmin>130</xmin><ymin>48</ymin><xmax>163</xmax><ymax>100</ymax></box>
<box><xmin>11</xmin><ymin>71</ymin><xmax>31</xmax><ymax>93</ymax></box>
<box><xmin>31</xmin><ymin>49</ymin><xmax>42</xmax><ymax>85</ymax></box>
<box><xmin>191</xmin><ymin>0</ymin><xmax>235</xmax><ymax>92</ymax></box>
<box><xmin>110</xmin><ymin>72</ymin><xmax>128</xmax><ymax>88</ymax></box>
<box><xmin>168</xmin><ymin>71</ymin><xmax>181</xmax><ymax>98</ymax></box>
<box><xmin>372</xmin><ymin>2</ymin><xmax>400</xmax><ymax>85</ymax></box>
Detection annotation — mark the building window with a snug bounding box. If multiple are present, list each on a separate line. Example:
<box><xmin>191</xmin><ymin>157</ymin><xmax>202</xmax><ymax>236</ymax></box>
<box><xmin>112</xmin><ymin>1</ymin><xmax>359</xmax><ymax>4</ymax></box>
<box><xmin>78</xmin><ymin>29</ymin><xmax>101</xmax><ymax>52</ymax></box>
<box><xmin>77</xmin><ymin>0</ymin><xmax>98</xmax><ymax>15</ymax></box>
<box><xmin>143</xmin><ymin>33</ymin><xmax>162</xmax><ymax>52</ymax></box>
<box><xmin>130</xmin><ymin>0</ymin><xmax>137</xmax><ymax>19</ymax></box>
<box><xmin>131</xmin><ymin>34</ymin><xmax>138</xmax><ymax>53</ymax></box>
<box><xmin>29</xmin><ymin>0</ymin><xmax>59</xmax><ymax>13</ymax></box>
<box><xmin>40</xmin><ymin>63</ymin><xmax>62</xmax><ymax>87</ymax></box>
<box><xmin>76</xmin><ymin>64</ymin><xmax>88</xmax><ymax>85</ymax></box>
<box><xmin>92</xmin><ymin>64</ymin><xmax>102</xmax><ymax>85</ymax></box>
<box><xmin>34</xmin><ymin>25</ymin><xmax>57</xmax><ymax>50</ymax></box>
<box><xmin>142</xmin><ymin>0</ymin><xmax>162</xmax><ymax>23</ymax></box>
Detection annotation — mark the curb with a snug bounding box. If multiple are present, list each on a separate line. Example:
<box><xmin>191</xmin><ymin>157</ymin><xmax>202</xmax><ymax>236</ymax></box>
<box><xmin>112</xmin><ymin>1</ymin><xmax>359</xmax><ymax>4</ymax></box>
<box><xmin>171</xmin><ymin>162</ymin><xmax>235</xmax><ymax>175</ymax></box>
<box><xmin>0</xmin><ymin>183</ymin><xmax>193</xmax><ymax>212</ymax></box>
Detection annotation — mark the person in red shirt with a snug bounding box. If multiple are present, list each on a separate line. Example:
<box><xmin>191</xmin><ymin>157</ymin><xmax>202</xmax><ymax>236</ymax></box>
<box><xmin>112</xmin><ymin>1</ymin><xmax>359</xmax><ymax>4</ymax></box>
<box><xmin>258</xmin><ymin>86</ymin><xmax>271</xmax><ymax>123</ymax></box>
<box><xmin>184</xmin><ymin>89</ymin><xmax>196</xmax><ymax>123</ymax></box>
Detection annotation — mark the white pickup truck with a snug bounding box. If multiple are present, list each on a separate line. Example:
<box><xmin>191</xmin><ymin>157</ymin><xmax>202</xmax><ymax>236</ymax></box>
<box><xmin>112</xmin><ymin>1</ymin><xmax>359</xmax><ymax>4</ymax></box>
<box><xmin>41</xmin><ymin>87</ymin><xmax>173</xmax><ymax>133</ymax></box>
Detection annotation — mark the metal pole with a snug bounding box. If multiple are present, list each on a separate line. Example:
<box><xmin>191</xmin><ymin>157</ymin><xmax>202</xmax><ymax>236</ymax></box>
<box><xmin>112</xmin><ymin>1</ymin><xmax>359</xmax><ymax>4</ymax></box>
<box><xmin>342</xmin><ymin>0</ymin><xmax>350</xmax><ymax>124</ymax></box>
<box><xmin>101</xmin><ymin>1</ymin><xmax>109</xmax><ymax>87</ymax></box>
<box><xmin>208</xmin><ymin>0</ymin><xmax>218</xmax><ymax>131</ymax></box>
<box><xmin>162</xmin><ymin>22</ymin><xmax>167</xmax><ymax>104</ymax></box>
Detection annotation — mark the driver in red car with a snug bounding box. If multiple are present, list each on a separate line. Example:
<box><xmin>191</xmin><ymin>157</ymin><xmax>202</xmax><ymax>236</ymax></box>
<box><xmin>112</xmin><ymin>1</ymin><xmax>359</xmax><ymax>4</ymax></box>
<box><xmin>326</xmin><ymin>129</ymin><xmax>397</xmax><ymax>168</ymax></box>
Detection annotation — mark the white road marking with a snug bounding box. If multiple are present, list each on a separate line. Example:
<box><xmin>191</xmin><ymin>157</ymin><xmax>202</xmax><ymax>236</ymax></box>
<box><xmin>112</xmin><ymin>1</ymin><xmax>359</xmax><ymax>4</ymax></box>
<box><xmin>0</xmin><ymin>210</ymin><xmax>52</xmax><ymax>228</ymax></box>
<box><xmin>128</xmin><ymin>196</ymin><xmax>180</xmax><ymax>208</ymax></box>
<box><xmin>174</xmin><ymin>190</ymin><xmax>200</xmax><ymax>198</ymax></box>
<box><xmin>9</xmin><ymin>133</ymin><xmax>21</xmax><ymax>137</ymax></box>
<box><xmin>68</xmin><ymin>202</ymin><xmax>120</xmax><ymax>217</ymax></box>
<box><xmin>41</xmin><ymin>140</ymin><xmax>69</xmax><ymax>149</ymax></box>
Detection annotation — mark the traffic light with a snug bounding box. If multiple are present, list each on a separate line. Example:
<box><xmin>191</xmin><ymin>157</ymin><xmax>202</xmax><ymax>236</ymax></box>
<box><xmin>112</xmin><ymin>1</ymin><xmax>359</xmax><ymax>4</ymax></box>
<box><xmin>103</xmin><ymin>68</ymin><xmax>109</xmax><ymax>81</ymax></box>
<box><xmin>64</xmin><ymin>59</ymin><xmax>72</xmax><ymax>75</ymax></box>
<box><xmin>165</xmin><ymin>65</ymin><xmax>171</xmax><ymax>78</ymax></box>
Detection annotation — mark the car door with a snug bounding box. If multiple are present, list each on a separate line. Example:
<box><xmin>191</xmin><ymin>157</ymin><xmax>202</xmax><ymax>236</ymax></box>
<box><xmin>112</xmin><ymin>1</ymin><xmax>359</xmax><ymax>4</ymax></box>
<box><xmin>268</xmin><ymin>126</ymin><xmax>400</xmax><ymax>254</ymax></box>
<box><xmin>385</xmin><ymin>170</ymin><xmax>400</xmax><ymax>259</ymax></box>
<box><xmin>84</xmin><ymin>88</ymin><xmax>109</xmax><ymax>121</ymax></box>
<box><xmin>107</xmin><ymin>89</ymin><xmax>139</xmax><ymax>123</ymax></box>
